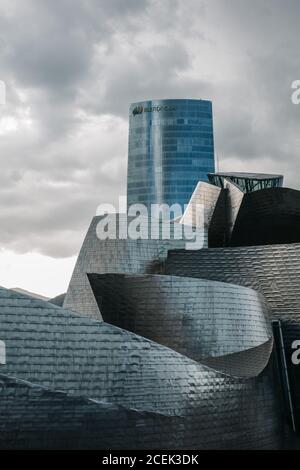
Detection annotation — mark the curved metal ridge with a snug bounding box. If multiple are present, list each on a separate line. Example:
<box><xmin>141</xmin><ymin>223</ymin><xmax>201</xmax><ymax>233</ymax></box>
<box><xmin>0</xmin><ymin>286</ymin><xmax>282</xmax><ymax>449</ymax></box>
<box><xmin>87</xmin><ymin>273</ymin><xmax>273</xmax><ymax>378</ymax></box>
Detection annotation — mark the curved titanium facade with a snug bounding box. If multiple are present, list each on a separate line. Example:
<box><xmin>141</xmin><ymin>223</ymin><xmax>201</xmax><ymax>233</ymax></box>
<box><xmin>88</xmin><ymin>273</ymin><xmax>272</xmax><ymax>377</ymax></box>
<box><xmin>202</xmin><ymin>177</ymin><xmax>300</xmax><ymax>248</ymax></box>
<box><xmin>164</xmin><ymin>180</ymin><xmax>300</xmax><ymax>437</ymax></box>
<box><xmin>61</xmin><ymin>174</ymin><xmax>300</xmax><ymax>447</ymax></box>
<box><xmin>0</xmin><ymin>287</ymin><xmax>282</xmax><ymax>449</ymax></box>
<box><xmin>127</xmin><ymin>99</ymin><xmax>215</xmax><ymax>210</ymax></box>
<box><xmin>179</xmin><ymin>181</ymin><xmax>221</xmax><ymax>247</ymax></box>
<box><xmin>165</xmin><ymin>243</ymin><xmax>300</xmax><ymax>321</ymax></box>
<box><xmin>63</xmin><ymin>214</ymin><xmax>198</xmax><ymax>318</ymax></box>
<box><xmin>207</xmin><ymin>178</ymin><xmax>244</xmax><ymax>246</ymax></box>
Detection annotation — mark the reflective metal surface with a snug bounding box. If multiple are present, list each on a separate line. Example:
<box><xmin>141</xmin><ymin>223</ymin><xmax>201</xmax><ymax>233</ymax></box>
<box><xmin>63</xmin><ymin>214</ymin><xmax>195</xmax><ymax>318</ymax></box>
<box><xmin>179</xmin><ymin>181</ymin><xmax>221</xmax><ymax>247</ymax></box>
<box><xmin>4</xmin><ymin>170</ymin><xmax>300</xmax><ymax>448</ymax></box>
<box><xmin>166</xmin><ymin>243</ymin><xmax>300</xmax><ymax>322</ymax></box>
<box><xmin>88</xmin><ymin>273</ymin><xmax>273</xmax><ymax>377</ymax></box>
<box><xmin>0</xmin><ymin>287</ymin><xmax>282</xmax><ymax>449</ymax></box>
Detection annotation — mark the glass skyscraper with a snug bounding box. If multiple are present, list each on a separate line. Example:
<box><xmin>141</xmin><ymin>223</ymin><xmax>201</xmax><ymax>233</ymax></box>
<box><xmin>127</xmin><ymin>99</ymin><xmax>215</xmax><ymax>211</ymax></box>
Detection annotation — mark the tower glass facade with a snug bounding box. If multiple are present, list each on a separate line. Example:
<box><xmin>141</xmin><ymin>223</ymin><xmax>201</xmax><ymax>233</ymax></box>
<box><xmin>127</xmin><ymin>99</ymin><xmax>215</xmax><ymax>211</ymax></box>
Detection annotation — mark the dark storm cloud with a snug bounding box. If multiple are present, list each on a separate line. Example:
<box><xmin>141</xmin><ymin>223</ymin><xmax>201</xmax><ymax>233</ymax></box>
<box><xmin>0</xmin><ymin>0</ymin><xmax>299</xmax><ymax>257</ymax></box>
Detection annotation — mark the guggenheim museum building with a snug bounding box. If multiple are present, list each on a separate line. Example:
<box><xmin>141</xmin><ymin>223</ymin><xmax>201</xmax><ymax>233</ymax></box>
<box><xmin>0</xmin><ymin>99</ymin><xmax>300</xmax><ymax>449</ymax></box>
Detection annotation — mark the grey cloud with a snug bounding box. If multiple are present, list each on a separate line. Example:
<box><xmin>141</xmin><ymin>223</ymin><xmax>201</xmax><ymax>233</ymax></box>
<box><xmin>0</xmin><ymin>0</ymin><xmax>300</xmax><ymax>257</ymax></box>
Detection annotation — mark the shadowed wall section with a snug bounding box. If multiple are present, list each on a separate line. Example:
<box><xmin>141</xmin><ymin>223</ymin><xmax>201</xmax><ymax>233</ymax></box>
<box><xmin>230</xmin><ymin>188</ymin><xmax>300</xmax><ymax>247</ymax></box>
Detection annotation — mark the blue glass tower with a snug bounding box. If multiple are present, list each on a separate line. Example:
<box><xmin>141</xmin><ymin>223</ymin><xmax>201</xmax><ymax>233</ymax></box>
<box><xmin>127</xmin><ymin>99</ymin><xmax>215</xmax><ymax>210</ymax></box>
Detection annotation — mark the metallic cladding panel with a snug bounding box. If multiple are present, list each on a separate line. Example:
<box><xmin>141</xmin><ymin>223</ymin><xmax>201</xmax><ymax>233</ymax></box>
<box><xmin>0</xmin><ymin>374</ymin><xmax>205</xmax><ymax>450</ymax></box>
<box><xmin>205</xmin><ymin>179</ymin><xmax>243</xmax><ymax>248</ymax></box>
<box><xmin>88</xmin><ymin>273</ymin><xmax>272</xmax><ymax>376</ymax></box>
<box><xmin>165</xmin><ymin>242</ymin><xmax>300</xmax><ymax>434</ymax></box>
<box><xmin>223</xmin><ymin>178</ymin><xmax>244</xmax><ymax>239</ymax></box>
<box><xmin>179</xmin><ymin>181</ymin><xmax>221</xmax><ymax>247</ymax></box>
<box><xmin>0</xmin><ymin>287</ymin><xmax>282</xmax><ymax>449</ymax></box>
<box><xmin>230</xmin><ymin>188</ymin><xmax>300</xmax><ymax>247</ymax></box>
<box><xmin>201</xmin><ymin>339</ymin><xmax>274</xmax><ymax>377</ymax></box>
<box><xmin>165</xmin><ymin>243</ymin><xmax>300</xmax><ymax>321</ymax></box>
<box><xmin>206</xmin><ymin>186</ymin><xmax>300</xmax><ymax>248</ymax></box>
<box><xmin>63</xmin><ymin>214</ymin><xmax>190</xmax><ymax>318</ymax></box>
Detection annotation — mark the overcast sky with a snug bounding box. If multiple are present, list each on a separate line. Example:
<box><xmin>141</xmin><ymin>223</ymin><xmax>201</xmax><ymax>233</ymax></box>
<box><xmin>0</xmin><ymin>0</ymin><xmax>300</xmax><ymax>297</ymax></box>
